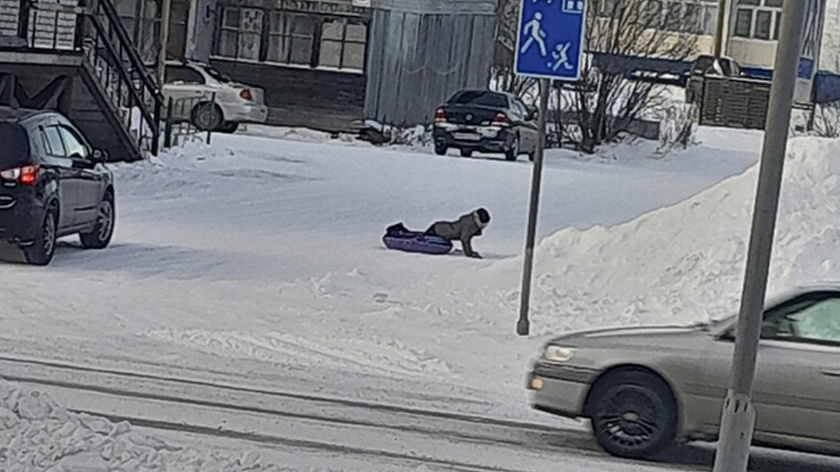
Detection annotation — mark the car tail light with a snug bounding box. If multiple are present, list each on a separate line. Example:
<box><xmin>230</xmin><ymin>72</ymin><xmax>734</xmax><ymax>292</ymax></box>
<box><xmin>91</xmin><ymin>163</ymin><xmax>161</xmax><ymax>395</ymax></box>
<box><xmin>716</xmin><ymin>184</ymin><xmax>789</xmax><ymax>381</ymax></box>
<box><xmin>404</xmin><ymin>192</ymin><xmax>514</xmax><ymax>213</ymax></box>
<box><xmin>492</xmin><ymin>113</ymin><xmax>510</xmax><ymax>127</ymax></box>
<box><xmin>435</xmin><ymin>108</ymin><xmax>447</xmax><ymax>123</ymax></box>
<box><xmin>0</xmin><ymin>164</ymin><xmax>39</xmax><ymax>186</ymax></box>
<box><xmin>240</xmin><ymin>89</ymin><xmax>253</xmax><ymax>101</ymax></box>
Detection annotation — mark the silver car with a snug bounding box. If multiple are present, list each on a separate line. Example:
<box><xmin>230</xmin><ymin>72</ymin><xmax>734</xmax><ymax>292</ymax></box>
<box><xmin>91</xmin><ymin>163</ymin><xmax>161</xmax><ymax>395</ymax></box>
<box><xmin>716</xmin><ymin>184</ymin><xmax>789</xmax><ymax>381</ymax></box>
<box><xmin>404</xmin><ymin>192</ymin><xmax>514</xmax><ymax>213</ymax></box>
<box><xmin>527</xmin><ymin>285</ymin><xmax>840</xmax><ymax>459</ymax></box>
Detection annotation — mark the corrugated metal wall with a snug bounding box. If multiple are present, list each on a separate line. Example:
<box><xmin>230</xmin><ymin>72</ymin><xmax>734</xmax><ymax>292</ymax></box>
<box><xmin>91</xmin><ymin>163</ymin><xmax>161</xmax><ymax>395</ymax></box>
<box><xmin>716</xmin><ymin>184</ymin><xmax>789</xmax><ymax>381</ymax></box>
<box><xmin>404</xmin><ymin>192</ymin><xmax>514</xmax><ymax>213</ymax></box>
<box><xmin>365</xmin><ymin>0</ymin><xmax>496</xmax><ymax>127</ymax></box>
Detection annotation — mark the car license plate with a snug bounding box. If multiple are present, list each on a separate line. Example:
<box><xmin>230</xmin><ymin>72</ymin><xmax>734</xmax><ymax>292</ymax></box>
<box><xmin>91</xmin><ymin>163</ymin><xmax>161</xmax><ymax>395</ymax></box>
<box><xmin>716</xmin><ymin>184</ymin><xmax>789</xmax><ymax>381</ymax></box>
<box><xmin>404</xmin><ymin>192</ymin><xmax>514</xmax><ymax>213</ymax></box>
<box><xmin>454</xmin><ymin>132</ymin><xmax>480</xmax><ymax>141</ymax></box>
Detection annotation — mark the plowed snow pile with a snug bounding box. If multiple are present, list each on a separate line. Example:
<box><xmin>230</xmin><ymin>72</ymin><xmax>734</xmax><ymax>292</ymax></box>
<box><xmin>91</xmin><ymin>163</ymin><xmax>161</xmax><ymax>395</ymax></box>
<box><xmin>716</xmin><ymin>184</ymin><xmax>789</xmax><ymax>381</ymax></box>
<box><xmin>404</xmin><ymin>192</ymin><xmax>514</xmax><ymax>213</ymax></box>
<box><xmin>484</xmin><ymin>137</ymin><xmax>840</xmax><ymax>335</ymax></box>
<box><xmin>0</xmin><ymin>381</ymin><xmax>281</xmax><ymax>472</ymax></box>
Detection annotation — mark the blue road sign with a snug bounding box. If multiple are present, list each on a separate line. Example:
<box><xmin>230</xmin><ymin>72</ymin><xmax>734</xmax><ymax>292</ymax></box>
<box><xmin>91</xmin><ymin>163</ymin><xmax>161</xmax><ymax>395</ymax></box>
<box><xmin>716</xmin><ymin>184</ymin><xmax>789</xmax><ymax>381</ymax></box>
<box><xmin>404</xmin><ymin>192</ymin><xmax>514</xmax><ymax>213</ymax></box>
<box><xmin>514</xmin><ymin>0</ymin><xmax>587</xmax><ymax>81</ymax></box>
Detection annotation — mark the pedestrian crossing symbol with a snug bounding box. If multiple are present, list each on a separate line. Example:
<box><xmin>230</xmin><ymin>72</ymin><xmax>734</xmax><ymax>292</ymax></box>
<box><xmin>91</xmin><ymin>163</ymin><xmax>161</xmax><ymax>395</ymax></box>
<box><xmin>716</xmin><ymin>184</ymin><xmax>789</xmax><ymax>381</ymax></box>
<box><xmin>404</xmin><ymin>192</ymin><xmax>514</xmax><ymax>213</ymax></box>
<box><xmin>515</xmin><ymin>0</ymin><xmax>586</xmax><ymax>80</ymax></box>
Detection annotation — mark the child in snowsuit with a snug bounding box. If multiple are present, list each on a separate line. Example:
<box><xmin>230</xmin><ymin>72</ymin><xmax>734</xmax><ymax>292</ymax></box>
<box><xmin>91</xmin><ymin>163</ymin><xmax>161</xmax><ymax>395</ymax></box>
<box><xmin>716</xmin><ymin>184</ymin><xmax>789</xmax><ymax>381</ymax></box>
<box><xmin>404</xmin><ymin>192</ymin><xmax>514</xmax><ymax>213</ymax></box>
<box><xmin>425</xmin><ymin>208</ymin><xmax>490</xmax><ymax>258</ymax></box>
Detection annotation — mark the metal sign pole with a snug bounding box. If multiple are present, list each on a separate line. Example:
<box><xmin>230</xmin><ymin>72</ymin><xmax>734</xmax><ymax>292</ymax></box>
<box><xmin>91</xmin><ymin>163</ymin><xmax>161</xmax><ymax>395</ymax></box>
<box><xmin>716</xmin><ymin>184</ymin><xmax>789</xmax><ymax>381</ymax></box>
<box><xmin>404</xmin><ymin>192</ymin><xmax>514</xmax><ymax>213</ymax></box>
<box><xmin>512</xmin><ymin>0</ymin><xmax>586</xmax><ymax>335</ymax></box>
<box><xmin>711</xmin><ymin>2</ymin><xmax>806</xmax><ymax>471</ymax></box>
<box><xmin>517</xmin><ymin>78</ymin><xmax>550</xmax><ymax>336</ymax></box>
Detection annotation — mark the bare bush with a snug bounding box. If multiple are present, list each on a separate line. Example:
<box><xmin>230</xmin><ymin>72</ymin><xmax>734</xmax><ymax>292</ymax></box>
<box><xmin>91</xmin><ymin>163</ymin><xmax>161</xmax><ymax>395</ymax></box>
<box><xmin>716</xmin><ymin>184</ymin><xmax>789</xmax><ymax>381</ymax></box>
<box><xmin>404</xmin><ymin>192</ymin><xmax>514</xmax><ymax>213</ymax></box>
<box><xmin>658</xmin><ymin>101</ymin><xmax>699</xmax><ymax>151</ymax></box>
<box><xmin>570</xmin><ymin>0</ymin><xmax>698</xmax><ymax>153</ymax></box>
<box><xmin>812</xmin><ymin>102</ymin><xmax>840</xmax><ymax>138</ymax></box>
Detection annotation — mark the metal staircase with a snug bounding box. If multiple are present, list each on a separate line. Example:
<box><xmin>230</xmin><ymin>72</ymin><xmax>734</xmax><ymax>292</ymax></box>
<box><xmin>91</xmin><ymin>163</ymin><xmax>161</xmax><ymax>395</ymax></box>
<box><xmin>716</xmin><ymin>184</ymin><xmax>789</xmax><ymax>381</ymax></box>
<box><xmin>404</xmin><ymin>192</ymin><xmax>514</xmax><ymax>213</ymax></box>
<box><xmin>0</xmin><ymin>0</ymin><xmax>163</xmax><ymax>161</ymax></box>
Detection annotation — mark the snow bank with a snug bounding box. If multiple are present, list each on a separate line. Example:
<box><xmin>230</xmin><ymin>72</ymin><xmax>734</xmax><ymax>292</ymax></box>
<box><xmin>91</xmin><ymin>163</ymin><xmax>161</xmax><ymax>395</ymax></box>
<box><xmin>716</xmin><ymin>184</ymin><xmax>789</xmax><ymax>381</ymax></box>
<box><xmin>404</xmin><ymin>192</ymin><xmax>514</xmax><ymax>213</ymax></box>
<box><xmin>484</xmin><ymin>137</ymin><xmax>840</xmax><ymax>335</ymax></box>
<box><xmin>0</xmin><ymin>381</ymin><xmax>281</xmax><ymax>472</ymax></box>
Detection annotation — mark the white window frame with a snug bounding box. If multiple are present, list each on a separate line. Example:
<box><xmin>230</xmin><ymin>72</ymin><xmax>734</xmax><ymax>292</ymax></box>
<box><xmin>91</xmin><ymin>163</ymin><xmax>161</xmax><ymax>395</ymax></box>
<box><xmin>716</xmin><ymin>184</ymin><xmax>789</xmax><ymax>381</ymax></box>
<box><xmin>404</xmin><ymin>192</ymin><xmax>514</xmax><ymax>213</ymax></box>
<box><xmin>732</xmin><ymin>0</ymin><xmax>784</xmax><ymax>41</ymax></box>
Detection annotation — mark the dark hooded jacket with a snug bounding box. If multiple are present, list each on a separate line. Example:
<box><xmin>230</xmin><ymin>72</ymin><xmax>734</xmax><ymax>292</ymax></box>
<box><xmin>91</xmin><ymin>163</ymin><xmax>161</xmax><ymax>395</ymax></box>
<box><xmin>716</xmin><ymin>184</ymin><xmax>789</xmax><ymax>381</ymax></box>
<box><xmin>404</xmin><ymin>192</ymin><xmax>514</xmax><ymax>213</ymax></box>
<box><xmin>426</xmin><ymin>211</ymin><xmax>487</xmax><ymax>257</ymax></box>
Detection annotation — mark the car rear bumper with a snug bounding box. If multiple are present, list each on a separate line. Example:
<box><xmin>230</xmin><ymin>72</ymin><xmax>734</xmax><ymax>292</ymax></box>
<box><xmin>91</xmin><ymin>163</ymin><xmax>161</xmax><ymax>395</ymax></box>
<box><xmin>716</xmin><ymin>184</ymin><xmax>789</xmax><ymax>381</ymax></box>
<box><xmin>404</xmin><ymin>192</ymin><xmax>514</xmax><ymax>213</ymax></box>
<box><xmin>228</xmin><ymin>103</ymin><xmax>269</xmax><ymax>124</ymax></box>
<box><xmin>0</xmin><ymin>193</ymin><xmax>42</xmax><ymax>244</ymax></box>
<box><xmin>433</xmin><ymin>124</ymin><xmax>514</xmax><ymax>152</ymax></box>
<box><xmin>527</xmin><ymin>370</ymin><xmax>589</xmax><ymax>419</ymax></box>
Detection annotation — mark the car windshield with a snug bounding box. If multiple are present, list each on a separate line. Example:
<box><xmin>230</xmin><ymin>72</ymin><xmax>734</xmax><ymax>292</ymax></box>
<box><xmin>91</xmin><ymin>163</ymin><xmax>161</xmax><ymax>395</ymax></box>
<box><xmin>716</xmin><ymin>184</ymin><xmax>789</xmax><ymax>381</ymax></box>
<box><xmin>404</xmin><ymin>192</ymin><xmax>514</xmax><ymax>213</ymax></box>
<box><xmin>448</xmin><ymin>91</ymin><xmax>507</xmax><ymax>108</ymax></box>
<box><xmin>0</xmin><ymin>122</ymin><xmax>30</xmax><ymax>166</ymax></box>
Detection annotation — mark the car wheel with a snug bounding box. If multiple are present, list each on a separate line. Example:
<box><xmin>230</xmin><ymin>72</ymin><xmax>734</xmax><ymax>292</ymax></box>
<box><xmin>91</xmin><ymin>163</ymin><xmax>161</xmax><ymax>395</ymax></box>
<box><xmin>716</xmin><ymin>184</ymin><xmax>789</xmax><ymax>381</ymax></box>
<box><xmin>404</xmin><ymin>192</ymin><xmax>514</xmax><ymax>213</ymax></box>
<box><xmin>191</xmin><ymin>102</ymin><xmax>223</xmax><ymax>131</ymax></box>
<box><xmin>460</xmin><ymin>148</ymin><xmax>473</xmax><ymax>158</ymax></box>
<box><xmin>434</xmin><ymin>144</ymin><xmax>447</xmax><ymax>156</ymax></box>
<box><xmin>80</xmin><ymin>192</ymin><xmax>115</xmax><ymax>250</ymax></box>
<box><xmin>589</xmin><ymin>370</ymin><xmax>678</xmax><ymax>459</ymax></box>
<box><xmin>25</xmin><ymin>206</ymin><xmax>58</xmax><ymax>266</ymax></box>
<box><xmin>505</xmin><ymin>136</ymin><xmax>519</xmax><ymax>161</ymax></box>
<box><xmin>216</xmin><ymin>121</ymin><xmax>240</xmax><ymax>134</ymax></box>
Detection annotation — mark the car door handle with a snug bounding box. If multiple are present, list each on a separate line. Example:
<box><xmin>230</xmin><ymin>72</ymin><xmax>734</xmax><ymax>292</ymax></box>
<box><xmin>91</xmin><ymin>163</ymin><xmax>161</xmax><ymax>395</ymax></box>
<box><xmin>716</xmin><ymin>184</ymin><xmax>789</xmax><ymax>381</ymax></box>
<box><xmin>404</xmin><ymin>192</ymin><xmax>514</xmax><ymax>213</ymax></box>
<box><xmin>821</xmin><ymin>369</ymin><xmax>840</xmax><ymax>378</ymax></box>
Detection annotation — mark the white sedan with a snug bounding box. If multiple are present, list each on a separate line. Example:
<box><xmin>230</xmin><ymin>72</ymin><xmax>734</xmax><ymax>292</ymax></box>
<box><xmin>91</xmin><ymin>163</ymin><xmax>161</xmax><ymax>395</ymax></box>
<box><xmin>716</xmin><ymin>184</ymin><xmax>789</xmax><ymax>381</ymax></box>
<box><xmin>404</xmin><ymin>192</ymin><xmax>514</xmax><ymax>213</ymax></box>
<box><xmin>162</xmin><ymin>61</ymin><xmax>269</xmax><ymax>133</ymax></box>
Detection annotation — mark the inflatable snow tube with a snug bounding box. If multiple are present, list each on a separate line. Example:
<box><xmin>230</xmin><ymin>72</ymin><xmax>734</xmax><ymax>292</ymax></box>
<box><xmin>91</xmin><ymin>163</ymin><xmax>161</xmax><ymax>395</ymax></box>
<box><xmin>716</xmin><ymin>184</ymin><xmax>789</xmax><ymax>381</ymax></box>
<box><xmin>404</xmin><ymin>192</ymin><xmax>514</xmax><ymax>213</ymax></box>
<box><xmin>382</xmin><ymin>223</ymin><xmax>453</xmax><ymax>255</ymax></box>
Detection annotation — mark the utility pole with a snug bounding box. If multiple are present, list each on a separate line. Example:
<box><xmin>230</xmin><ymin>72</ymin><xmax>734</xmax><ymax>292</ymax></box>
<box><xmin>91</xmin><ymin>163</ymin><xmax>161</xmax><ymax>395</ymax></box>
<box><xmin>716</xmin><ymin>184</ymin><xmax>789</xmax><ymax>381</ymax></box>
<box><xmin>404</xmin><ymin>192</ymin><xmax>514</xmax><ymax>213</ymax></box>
<box><xmin>157</xmin><ymin>0</ymin><xmax>172</xmax><ymax>87</ymax></box>
<box><xmin>713</xmin><ymin>0</ymin><xmax>731</xmax><ymax>58</ymax></box>
<box><xmin>711</xmin><ymin>2</ymin><xmax>807</xmax><ymax>472</ymax></box>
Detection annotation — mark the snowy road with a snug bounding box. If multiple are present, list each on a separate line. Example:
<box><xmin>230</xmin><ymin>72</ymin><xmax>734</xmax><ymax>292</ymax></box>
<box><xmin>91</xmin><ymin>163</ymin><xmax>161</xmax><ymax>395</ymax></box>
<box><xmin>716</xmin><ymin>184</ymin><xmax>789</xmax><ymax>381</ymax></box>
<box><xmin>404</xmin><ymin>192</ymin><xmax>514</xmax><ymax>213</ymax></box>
<box><xmin>0</xmin><ymin>355</ymin><xmax>623</xmax><ymax>471</ymax></box>
<box><xmin>3</xmin><ymin>355</ymin><xmax>839</xmax><ymax>472</ymax></box>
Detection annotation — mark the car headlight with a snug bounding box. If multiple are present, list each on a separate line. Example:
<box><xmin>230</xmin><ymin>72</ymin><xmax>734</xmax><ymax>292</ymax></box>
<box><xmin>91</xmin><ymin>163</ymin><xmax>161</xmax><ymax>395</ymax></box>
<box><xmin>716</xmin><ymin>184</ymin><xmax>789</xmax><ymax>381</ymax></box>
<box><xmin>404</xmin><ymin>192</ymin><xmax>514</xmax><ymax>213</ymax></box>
<box><xmin>544</xmin><ymin>345</ymin><xmax>575</xmax><ymax>363</ymax></box>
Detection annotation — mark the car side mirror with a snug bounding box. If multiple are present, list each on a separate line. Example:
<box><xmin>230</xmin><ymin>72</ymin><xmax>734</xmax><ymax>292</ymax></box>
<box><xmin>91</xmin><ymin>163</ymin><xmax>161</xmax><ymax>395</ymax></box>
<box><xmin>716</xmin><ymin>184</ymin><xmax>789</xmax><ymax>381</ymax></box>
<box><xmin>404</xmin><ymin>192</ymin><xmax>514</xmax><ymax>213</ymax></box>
<box><xmin>91</xmin><ymin>149</ymin><xmax>108</xmax><ymax>163</ymax></box>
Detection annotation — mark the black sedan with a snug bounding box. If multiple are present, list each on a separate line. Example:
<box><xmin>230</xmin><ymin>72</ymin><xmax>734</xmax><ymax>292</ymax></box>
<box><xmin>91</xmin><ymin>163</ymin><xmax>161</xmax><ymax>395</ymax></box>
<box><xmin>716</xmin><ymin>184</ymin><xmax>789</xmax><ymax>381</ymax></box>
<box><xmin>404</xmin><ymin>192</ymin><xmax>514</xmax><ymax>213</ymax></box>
<box><xmin>0</xmin><ymin>109</ymin><xmax>115</xmax><ymax>266</ymax></box>
<box><xmin>432</xmin><ymin>90</ymin><xmax>539</xmax><ymax>161</ymax></box>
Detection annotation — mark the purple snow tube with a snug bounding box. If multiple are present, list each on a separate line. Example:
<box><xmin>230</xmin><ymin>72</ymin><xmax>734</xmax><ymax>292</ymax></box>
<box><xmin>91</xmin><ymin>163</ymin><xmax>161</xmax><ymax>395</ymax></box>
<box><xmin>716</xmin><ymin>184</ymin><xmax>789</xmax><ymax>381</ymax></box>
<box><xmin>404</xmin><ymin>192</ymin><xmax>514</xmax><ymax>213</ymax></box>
<box><xmin>383</xmin><ymin>224</ymin><xmax>453</xmax><ymax>255</ymax></box>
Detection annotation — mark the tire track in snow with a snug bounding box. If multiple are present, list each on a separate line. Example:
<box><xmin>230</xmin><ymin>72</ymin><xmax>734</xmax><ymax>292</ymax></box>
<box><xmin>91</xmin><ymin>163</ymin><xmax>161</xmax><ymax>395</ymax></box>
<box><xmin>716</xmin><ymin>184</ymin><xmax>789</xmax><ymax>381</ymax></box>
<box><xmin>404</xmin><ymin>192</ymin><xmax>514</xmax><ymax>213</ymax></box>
<box><xmin>68</xmin><ymin>411</ymin><xmax>530</xmax><ymax>472</ymax></box>
<box><xmin>0</xmin><ymin>362</ymin><xmax>626</xmax><ymax>472</ymax></box>
<box><xmin>0</xmin><ymin>354</ymin><xmax>556</xmax><ymax>435</ymax></box>
<box><xmin>4</xmin><ymin>371</ymin><xmax>580</xmax><ymax>454</ymax></box>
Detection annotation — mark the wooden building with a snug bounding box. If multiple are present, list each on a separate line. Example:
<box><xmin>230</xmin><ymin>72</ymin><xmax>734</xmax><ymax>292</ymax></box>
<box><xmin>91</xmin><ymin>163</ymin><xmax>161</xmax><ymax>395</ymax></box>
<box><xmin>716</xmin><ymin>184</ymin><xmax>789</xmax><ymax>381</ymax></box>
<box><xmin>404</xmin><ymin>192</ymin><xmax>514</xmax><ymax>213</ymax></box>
<box><xmin>183</xmin><ymin>0</ymin><xmax>496</xmax><ymax>132</ymax></box>
<box><xmin>0</xmin><ymin>0</ymin><xmax>163</xmax><ymax>161</ymax></box>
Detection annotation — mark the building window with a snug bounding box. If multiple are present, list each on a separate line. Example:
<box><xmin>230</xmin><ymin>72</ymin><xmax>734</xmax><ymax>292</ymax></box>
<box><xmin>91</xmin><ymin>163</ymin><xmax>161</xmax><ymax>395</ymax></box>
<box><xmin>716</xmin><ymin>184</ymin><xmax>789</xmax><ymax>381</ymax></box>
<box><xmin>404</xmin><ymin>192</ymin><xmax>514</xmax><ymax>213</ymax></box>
<box><xmin>640</xmin><ymin>0</ymin><xmax>663</xmax><ymax>29</ymax></box>
<box><xmin>732</xmin><ymin>0</ymin><xmax>784</xmax><ymax>40</ymax></box>
<box><xmin>682</xmin><ymin>3</ymin><xmax>703</xmax><ymax>34</ymax></box>
<box><xmin>267</xmin><ymin>12</ymin><xmax>318</xmax><ymax>66</ymax></box>
<box><xmin>217</xmin><ymin>7</ymin><xmax>263</xmax><ymax>60</ymax></box>
<box><xmin>318</xmin><ymin>19</ymin><xmax>367</xmax><ymax>71</ymax></box>
<box><xmin>596</xmin><ymin>0</ymin><xmax>618</xmax><ymax>17</ymax></box>
<box><xmin>754</xmin><ymin>9</ymin><xmax>772</xmax><ymax>39</ymax></box>
<box><xmin>598</xmin><ymin>0</ymin><xmax>718</xmax><ymax>36</ymax></box>
<box><xmin>702</xmin><ymin>3</ymin><xmax>717</xmax><ymax>35</ymax></box>
<box><xmin>734</xmin><ymin>9</ymin><xmax>753</xmax><ymax>37</ymax></box>
<box><xmin>661</xmin><ymin>1</ymin><xmax>686</xmax><ymax>32</ymax></box>
<box><xmin>215</xmin><ymin>6</ymin><xmax>368</xmax><ymax>73</ymax></box>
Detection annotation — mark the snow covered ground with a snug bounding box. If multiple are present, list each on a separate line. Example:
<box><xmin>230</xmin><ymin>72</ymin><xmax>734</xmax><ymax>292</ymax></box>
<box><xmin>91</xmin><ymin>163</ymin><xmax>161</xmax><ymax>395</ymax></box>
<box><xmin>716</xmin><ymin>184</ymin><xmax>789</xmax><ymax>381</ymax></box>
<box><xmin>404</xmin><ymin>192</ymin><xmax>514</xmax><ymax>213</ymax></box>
<box><xmin>2</xmin><ymin>124</ymin><xmax>840</xmax><ymax>470</ymax></box>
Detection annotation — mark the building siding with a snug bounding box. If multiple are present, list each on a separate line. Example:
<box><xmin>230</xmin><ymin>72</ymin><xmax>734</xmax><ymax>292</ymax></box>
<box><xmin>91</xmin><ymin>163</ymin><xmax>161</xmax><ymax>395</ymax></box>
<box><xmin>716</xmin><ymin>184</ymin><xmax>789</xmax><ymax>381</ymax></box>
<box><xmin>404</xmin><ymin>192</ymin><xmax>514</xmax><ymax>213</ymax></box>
<box><xmin>210</xmin><ymin>57</ymin><xmax>366</xmax><ymax>131</ymax></box>
<box><xmin>364</xmin><ymin>9</ymin><xmax>495</xmax><ymax>126</ymax></box>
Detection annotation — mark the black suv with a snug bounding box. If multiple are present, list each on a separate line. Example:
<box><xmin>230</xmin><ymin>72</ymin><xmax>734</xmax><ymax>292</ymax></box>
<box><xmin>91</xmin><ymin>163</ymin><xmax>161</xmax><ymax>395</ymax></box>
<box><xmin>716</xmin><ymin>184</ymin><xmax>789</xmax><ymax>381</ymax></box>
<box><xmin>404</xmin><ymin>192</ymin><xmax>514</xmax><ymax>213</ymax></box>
<box><xmin>0</xmin><ymin>109</ymin><xmax>115</xmax><ymax>266</ymax></box>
